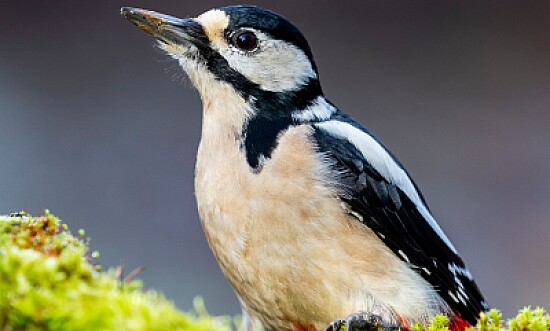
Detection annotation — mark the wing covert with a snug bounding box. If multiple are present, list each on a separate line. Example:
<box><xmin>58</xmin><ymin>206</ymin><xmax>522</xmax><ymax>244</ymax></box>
<box><xmin>312</xmin><ymin>114</ymin><xmax>487</xmax><ymax>324</ymax></box>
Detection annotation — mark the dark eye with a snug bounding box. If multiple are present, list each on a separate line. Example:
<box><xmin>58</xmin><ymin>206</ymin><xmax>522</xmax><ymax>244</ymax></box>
<box><xmin>232</xmin><ymin>30</ymin><xmax>258</xmax><ymax>51</ymax></box>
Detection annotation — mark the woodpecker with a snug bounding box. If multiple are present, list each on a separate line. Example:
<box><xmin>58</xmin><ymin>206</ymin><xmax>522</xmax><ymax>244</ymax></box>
<box><xmin>122</xmin><ymin>6</ymin><xmax>488</xmax><ymax>331</ymax></box>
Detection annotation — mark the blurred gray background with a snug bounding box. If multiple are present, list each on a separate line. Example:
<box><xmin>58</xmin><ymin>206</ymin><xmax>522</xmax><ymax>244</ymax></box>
<box><xmin>1</xmin><ymin>0</ymin><xmax>548</xmax><ymax>319</ymax></box>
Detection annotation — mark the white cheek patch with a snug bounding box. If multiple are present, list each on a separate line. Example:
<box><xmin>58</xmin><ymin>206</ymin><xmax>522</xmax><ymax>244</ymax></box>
<box><xmin>217</xmin><ymin>33</ymin><xmax>317</xmax><ymax>92</ymax></box>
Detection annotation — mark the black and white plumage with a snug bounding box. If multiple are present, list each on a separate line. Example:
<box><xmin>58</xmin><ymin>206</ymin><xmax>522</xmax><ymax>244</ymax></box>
<box><xmin>122</xmin><ymin>5</ymin><xmax>487</xmax><ymax>331</ymax></box>
<box><xmin>244</xmin><ymin>95</ymin><xmax>488</xmax><ymax>324</ymax></box>
<box><xmin>312</xmin><ymin>113</ymin><xmax>489</xmax><ymax>321</ymax></box>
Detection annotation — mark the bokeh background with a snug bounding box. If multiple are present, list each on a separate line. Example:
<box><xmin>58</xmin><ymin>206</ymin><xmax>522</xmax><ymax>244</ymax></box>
<box><xmin>1</xmin><ymin>0</ymin><xmax>548</xmax><ymax>319</ymax></box>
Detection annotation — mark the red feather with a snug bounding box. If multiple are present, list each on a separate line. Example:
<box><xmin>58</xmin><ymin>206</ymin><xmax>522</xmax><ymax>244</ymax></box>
<box><xmin>449</xmin><ymin>315</ymin><xmax>472</xmax><ymax>331</ymax></box>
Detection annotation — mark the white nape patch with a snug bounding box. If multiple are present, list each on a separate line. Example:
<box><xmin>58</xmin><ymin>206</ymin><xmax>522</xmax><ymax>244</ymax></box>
<box><xmin>315</xmin><ymin>120</ymin><xmax>459</xmax><ymax>254</ymax></box>
<box><xmin>292</xmin><ymin>96</ymin><xmax>336</xmax><ymax>121</ymax></box>
<box><xmin>214</xmin><ymin>30</ymin><xmax>317</xmax><ymax>92</ymax></box>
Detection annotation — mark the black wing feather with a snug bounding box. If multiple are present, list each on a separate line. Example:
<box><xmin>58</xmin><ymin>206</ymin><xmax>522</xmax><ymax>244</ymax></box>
<box><xmin>312</xmin><ymin>118</ymin><xmax>486</xmax><ymax>324</ymax></box>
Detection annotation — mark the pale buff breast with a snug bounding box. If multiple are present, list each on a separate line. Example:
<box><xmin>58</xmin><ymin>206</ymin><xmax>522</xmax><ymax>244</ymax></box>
<box><xmin>193</xmin><ymin>84</ymin><xmax>443</xmax><ymax>330</ymax></box>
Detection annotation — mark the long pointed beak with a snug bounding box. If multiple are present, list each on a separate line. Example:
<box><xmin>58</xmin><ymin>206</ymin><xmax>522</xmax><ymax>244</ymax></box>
<box><xmin>121</xmin><ymin>7</ymin><xmax>207</xmax><ymax>46</ymax></box>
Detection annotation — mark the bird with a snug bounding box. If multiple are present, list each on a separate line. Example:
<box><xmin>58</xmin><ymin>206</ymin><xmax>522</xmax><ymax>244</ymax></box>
<box><xmin>121</xmin><ymin>5</ymin><xmax>488</xmax><ymax>331</ymax></box>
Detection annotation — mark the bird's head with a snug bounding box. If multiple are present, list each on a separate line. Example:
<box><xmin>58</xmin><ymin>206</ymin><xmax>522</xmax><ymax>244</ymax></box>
<box><xmin>122</xmin><ymin>6</ymin><xmax>333</xmax><ymax>169</ymax></box>
<box><xmin>122</xmin><ymin>6</ymin><xmax>323</xmax><ymax>108</ymax></box>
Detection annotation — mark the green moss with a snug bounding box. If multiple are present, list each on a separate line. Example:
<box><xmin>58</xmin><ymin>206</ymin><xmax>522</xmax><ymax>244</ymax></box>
<box><xmin>0</xmin><ymin>211</ymin><xmax>547</xmax><ymax>331</ymax></box>
<box><xmin>409</xmin><ymin>308</ymin><xmax>549</xmax><ymax>331</ymax></box>
<box><xmin>0</xmin><ymin>211</ymin><xmax>232</xmax><ymax>331</ymax></box>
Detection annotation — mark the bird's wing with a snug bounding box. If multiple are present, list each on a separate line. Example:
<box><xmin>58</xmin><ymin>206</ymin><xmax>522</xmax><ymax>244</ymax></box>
<box><xmin>312</xmin><ymin>113</ymin><xmax>487</xmax><ymax>324</ymax></box>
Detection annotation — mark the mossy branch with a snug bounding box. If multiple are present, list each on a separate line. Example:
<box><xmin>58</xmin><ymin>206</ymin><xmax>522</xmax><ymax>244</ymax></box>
<box><xmin>0</xmin><ymin>212</ymin><xmax>547</xmax><ymax>331</ymax></box>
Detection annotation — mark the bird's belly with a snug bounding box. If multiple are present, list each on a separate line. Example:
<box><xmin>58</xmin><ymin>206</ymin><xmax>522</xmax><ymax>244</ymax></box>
<box><xmin>197</xmin><ymin>181</ymin><xmax>372</xmax><ymax>330</ymax></box>
<box><xmin>195</xmin><ymin>125</ymin><xmax>440</xmax><ymax>330</ymax></box>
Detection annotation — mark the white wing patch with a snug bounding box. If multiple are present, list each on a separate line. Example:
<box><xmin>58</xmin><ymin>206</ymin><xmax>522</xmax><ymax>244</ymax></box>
<box><xmin>315</xmin><ymin>120</ymin><xmax>459</xmax><ymax>254</ymax></box>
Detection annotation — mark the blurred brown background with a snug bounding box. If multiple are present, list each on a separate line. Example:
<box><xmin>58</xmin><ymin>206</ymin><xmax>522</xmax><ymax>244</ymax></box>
<box><xmin>1</xmin><ymin>0</ymin><xmax>548</xmax><ymax>318</ymax></box>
